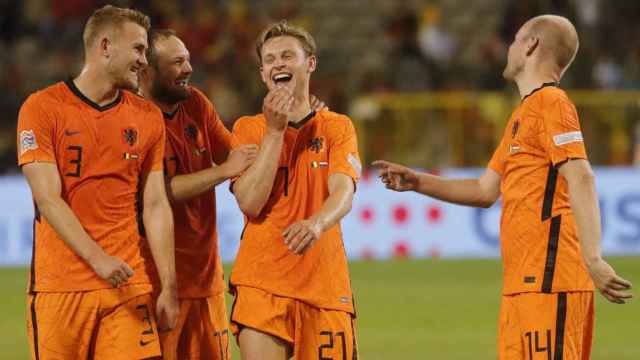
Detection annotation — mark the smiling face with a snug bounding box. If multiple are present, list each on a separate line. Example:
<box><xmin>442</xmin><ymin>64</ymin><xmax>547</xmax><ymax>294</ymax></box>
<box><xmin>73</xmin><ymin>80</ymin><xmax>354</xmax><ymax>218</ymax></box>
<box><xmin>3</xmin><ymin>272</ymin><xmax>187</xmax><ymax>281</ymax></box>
<box><xmin>259</xmin><ymin>35</ymin><xmax>316</xmax><ymax>95</ymax></box>
<box><xmin>148</xmin><ymin>35</ymin><xmax>193</xmax><ymax>105</ymax></box>
<box><xmin>104</xmin><ymin>21</ymin><xmax>148</xmax><ymax>91</ymax></box>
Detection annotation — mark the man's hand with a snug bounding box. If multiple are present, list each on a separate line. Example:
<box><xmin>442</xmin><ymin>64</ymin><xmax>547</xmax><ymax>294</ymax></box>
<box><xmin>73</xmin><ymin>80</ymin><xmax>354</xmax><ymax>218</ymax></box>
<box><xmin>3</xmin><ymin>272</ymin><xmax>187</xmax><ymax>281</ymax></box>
<box><xmin>310</xmin><ymin>95</ymin><xmax>328</xmax><ymax>112</ymax></box>
<box><xmin>155</xmin><ymin>289</ymin><xmax>179</xmax><ymax>332</ymax></box>
<box><xmin>372</xmin><ymin>160</ymin><xmax>420</xmax><ymax>192</ymax></box>
<box><xmin>283</xmin><ymin>219</ymin><xmax>323</xmax><ymax>255</ymax></box>
<box><xmin>264</xmin><ymin>86</ymin><xmax>293</xmax><ymax>133</ymax></box>
<box><xmin>586</xmin><ymin>258</ymin><xmax>633</xmax><ymax>304</ymax></box>
<box><xmin>222</xmin><ymin>144</ymin><xmax>258</xmax><ymax>177</ymax></box>
<box><xmin>88</xmin><ymin>252</ymin><xmax>134</xmax><ymax>288</ymax></box>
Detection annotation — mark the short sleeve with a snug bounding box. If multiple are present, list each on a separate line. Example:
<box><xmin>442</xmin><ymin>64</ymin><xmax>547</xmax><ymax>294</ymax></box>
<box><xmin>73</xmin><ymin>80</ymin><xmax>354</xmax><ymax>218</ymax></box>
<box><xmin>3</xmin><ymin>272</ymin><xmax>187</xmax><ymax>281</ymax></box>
<box><xmin>229</xmin><ymin>117</ymin><xmax>262</xmax><ymax>187</ymax></box>
<box><xmin>327</xmin><ymin>117</ymin><xmax>361</xmax><ymax>183</ymax></box>
<box><xmin>204</xmin><ymin>98</ymin><xmax>232</xmax><ymax>165</ymax></box>
<box><xmin>488</xmin><ymin>137</ymin><xmax>506</xmax><ymax>175</ymax></box>
<box><xmin>539</xmin><ymin>97</ymin><xmax>587</xmax><ymax>166</ymax></box>
<box><xmin>144</xmin><ymin>111</ymin><xmax>166</xmax><ymax>174</ymax></box>
<box><xmin>17</xmin><ymin>95</ymin><xmax>56</xmax><ymax>166</ymax></box>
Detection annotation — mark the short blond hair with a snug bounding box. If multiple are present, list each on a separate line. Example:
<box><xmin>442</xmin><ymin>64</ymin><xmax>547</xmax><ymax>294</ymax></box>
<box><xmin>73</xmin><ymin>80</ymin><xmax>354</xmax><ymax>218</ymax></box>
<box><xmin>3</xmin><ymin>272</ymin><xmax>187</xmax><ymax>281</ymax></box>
<box><xmin>83</xmin><ymin>5</ymin><xmax>150</xmax><ymax>50</ymax></box>
<box><xmin>255</xmin><ymin>20</ymin><xmax>316</xmax><ymax>64</ymax></box>
<box><xmin>525</xmin><ymin>15</ymin><xmax>579</xmax><ymax>72</ymax></box>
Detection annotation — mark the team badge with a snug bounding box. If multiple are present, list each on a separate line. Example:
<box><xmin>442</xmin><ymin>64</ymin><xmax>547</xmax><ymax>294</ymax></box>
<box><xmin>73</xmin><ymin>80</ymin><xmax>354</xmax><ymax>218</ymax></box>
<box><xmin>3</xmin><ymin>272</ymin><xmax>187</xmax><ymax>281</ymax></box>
<box><xmin>122</xmin><ymin>128</ymin><xmax>138</xmax><ymax>146</ymax></box>
<box><xmin>553</xmin><ymin>131</ymin><xmax>583</xmax><ymax>146</ymax></box>
<box><xmin>185</xmin><ymin>124</ymin><xmax>206</xmax><ymax>156</ymax></box>
<box><xmin>309</xmin><ymin>137</ymin><xmax>325</xmax><ymax>153</ymax></box>
<box><xmin>20</xmin><ymin>130</ymin><xmax>38</xmax><ymax>155</ymax></box>
<box><xmin>511</xmin><ymin>120</ymin><xmax>520</xmax><ymax>138</ymax></box>
<box><xmin>347</xmin><ymin>153</ymin><xmax>362</xmax><ymax>177</ymax></box>
<box><xmin>508</xmin><ymin>144</ymin><xmax>521</xmax><ymax>154</ymax></box>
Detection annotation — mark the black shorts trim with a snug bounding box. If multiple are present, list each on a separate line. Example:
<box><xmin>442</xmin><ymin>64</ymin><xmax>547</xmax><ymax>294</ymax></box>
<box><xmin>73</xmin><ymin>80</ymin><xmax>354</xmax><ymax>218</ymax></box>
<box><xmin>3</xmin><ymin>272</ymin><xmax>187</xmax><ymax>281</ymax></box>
<box><xmin>30</xmin><ymin>294</ymin><xmax>40</xmax><ymax>360</ymax></box>
<box><xmin>554</xmin><ymin>292</ymin><xmax>568</xmax><ymax>359</ymax></box>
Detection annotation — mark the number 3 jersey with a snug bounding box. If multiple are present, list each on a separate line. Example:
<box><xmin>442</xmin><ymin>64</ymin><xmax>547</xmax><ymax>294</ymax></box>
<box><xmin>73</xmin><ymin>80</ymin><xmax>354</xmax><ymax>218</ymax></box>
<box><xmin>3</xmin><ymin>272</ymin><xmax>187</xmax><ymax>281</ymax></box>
<box><xmin>229</xmin><ymin>110</ymin><xmax>362</xmax><ymax>314</ymax></box>
<box><xmin>17</xmin><ymin>80</ymin><xmax>165</xmax><ymax>292</ymax></box>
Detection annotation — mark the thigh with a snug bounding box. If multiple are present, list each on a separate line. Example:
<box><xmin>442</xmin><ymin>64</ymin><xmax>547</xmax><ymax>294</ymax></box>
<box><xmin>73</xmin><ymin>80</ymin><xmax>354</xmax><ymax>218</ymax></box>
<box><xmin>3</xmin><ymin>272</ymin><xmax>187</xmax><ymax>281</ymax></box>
<box><xmin>93</xmin><ymin>292</ymin><xmax>162</xmax><ymax>360</ymax></box>
<box><xmin>159</xmin><ymin>298</ymin><xmax>191</xmax><ymax>360</ymax></box>
<box><xmin>295</xmin><ymin>304</ymin><xmax>357</xmax><ymax>360</ymax></box>
<box><xmin>27</xmin><ymin>292</ymin><xmax>99</xmax><ymax>359</ymax></box>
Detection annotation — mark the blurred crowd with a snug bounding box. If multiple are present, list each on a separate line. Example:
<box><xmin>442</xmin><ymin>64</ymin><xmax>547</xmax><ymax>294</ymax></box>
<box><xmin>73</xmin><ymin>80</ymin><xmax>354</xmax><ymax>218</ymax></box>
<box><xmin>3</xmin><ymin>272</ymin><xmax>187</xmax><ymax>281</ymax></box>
<box><xmin>1</xmin><ymin>0</ymin><xmax>640</xmax><ymax>173</ymax></box>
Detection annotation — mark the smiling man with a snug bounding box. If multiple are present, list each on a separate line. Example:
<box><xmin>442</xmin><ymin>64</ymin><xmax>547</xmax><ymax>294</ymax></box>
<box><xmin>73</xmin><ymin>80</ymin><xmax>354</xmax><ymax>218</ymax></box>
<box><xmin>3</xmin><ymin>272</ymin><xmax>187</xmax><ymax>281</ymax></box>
<box><xmin>17</xmin><ymin>5</ymin><xmax>178</xmax><ymax>359</ymax></box>
<box><xmin>138</xmin><ymin>29</ymin><xmax>258</xmax><ymax>360</ymax></box>
<box><xmin>229</xmin><ymin>21</ymin><xmax>362</xmax><ymax>360</ymax></box>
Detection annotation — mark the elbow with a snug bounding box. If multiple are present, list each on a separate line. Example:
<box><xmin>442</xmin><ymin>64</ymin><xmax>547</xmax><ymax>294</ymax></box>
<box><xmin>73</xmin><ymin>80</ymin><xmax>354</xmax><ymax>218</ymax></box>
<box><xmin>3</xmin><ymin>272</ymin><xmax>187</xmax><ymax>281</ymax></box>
<box><xmin>237</xmin><ymin>197</ymin><xmax>263</xmax><ymax>219</ymax></box>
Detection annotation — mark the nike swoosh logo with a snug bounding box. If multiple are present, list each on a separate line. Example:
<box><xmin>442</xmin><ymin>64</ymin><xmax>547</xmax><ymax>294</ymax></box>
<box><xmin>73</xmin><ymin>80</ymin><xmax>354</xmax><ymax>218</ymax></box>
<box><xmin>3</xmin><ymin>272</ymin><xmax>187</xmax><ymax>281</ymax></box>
<box><xmin>139</xmin><ymin>339</ymin><xmax>155</xmax><ymax>346</ymax></box>
<box><xmin>64</xmin><ymin>130</ymin><xmax>81</xmax><ymax>136</ymax></box>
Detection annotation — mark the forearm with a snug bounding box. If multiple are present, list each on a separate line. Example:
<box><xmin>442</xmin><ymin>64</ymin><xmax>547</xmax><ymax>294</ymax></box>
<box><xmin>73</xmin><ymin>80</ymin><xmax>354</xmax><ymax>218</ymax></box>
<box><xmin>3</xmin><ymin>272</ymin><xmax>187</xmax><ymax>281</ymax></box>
<box><xmin>168</xmin><ymin>165</ymin><xmax>230</xmax><ymax>203</ymax></box>
<box><xmin>37</xmin><ymin>197</ymin><xmax>105</xmax><ymax>264</ymax></box>
<box><xmin>234</xmin><ymin>131</ymin><xmax>283</xmax><ymax>216</ymax></box>
<box><xmin>416</xmin><ymin>174</ymin><xmax>494</xmax><ymax>207</ymax></box>
<box><xmin>309</xmin><ymin>187</ymin><xmax>353</xmax><ymax>232</ymax></box>
<box><xmin>567</xmin><ymin>174</ymin><xmax>602</xmax><ymax>263</ymax></box>
<box><xmin>143</xmin><ymin>201</ymin><xmax>176</xmax><ymax>291</ymax></box>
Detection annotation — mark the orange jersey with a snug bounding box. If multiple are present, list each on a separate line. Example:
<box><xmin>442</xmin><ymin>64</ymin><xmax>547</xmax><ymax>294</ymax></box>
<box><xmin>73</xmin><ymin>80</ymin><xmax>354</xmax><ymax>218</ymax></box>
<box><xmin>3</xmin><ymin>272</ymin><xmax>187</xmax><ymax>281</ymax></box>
<box><xmin>155</xmin><ymin>87</ymin><xmax>231</xmax><ymax>298</ymax></box>
<box><xmin>488</xmin><ymin>84</ymin><xmax>594</xmax><ymax>295</ymax></box>
<box><xmin>229</xmin><ymin>110</ymin><xmax>361</xmax><ymax>313</ymax></box>
<box><xmin>17</xmin><ymin>80</ymin><xmax>165</xmax><ymax>292</ymax></box>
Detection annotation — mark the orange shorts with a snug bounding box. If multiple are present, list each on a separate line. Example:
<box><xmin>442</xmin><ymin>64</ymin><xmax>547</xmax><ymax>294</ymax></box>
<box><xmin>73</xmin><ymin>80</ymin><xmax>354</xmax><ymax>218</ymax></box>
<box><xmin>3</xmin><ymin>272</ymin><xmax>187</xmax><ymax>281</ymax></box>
<box><xmin>27</xmin><ymin>284</ymin><xmax>161</xmax><ymax>360</ymax></box>
<box><xmin>230</xmin><ymin>286</ymin><xmax>358</xmax><ymax>360</ymax></box>
<box><xmin>498</xmin><ymin>291</ymin><xmax>594</xmax><ymax>360</ymax></box>
<box><xmin>159</xmin><ymin>293</ymin><xmax>230</xmax><ymax>360</ymax></box>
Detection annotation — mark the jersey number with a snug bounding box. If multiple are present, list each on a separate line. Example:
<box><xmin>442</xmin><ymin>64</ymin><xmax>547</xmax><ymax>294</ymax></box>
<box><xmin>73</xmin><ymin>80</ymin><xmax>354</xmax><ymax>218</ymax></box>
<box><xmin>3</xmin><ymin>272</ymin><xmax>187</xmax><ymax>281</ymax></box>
<box><xmin>319</xmin><ymin>331</ymin><xmax>347</xmax><ymax>360</ymax></box>
<box><xmin>525</xmin><ymin>330</ymin><xmax>552</xmax><ymax>359</ymax></box>
<box><xmin>65</xmin><ymin>146</ymin><xmax>83</xmax><ymax>177</ymax></box>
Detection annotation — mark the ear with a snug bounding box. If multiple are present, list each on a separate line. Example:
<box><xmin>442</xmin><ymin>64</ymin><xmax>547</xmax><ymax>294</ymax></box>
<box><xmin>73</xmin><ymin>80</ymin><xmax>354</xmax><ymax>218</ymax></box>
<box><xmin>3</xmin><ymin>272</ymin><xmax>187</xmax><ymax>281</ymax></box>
<box><xmin>526</xmin><ymin>37</ymin><xmax>539</xmax><ymax>57</ymax></box>
<box><xmin>100</xmin><ymin>36</ymin><xmax>111</xmax><ymax>58</ymax></box>
<box><xmin>307</xmin><ymin>55</ymin><xmax>317</xmax><ymax>74</ymax></box>
<box><xmin>259</xmin><ymin>65</ymin><xmax>268</xmax><ymax>85</ymax></box>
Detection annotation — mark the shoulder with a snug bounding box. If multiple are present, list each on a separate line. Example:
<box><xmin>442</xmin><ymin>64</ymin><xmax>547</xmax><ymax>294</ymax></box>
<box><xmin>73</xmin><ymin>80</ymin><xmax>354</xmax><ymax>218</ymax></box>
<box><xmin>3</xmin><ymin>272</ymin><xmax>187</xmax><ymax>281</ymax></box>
<box><xmin>184</xmin><ymin>86</ymin><xmax>218</xmax><ymax>118</ymax></box>
<box><xmin>22</xmin><ymin>82</ymin><xmax>68</xmax><ymax>110</ymax></box>
<box><xmin>122</xmin><ymin>90</ymin><xmax>162</xmax><ymax>115</ymax></box>
<box><xmin>232</xmin><ymin>114</ymin><xmax>266</xmax><ymax>133</ymax></box>
<box><xmin>535</xmin><ymin>86</ymin><xmax>573</xmax><ymax>107</ymax></box>
<box><xmin>316</xmin><ymin>110</ymin><xmax>355</xmax><ymax>134</ymax></box>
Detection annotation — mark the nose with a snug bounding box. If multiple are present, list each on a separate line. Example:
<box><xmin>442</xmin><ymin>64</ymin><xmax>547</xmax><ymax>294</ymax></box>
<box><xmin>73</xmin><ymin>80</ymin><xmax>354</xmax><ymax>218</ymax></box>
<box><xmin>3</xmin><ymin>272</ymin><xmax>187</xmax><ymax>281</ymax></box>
<box><xmin>183</xmin><ymin>60</ymin><xmax>193</xmax><ymax>75</ymax></box>
<box><xmin>139</xmin><ymin>52</ymin><xmax>148</xmax><ymax>67</ymax></box>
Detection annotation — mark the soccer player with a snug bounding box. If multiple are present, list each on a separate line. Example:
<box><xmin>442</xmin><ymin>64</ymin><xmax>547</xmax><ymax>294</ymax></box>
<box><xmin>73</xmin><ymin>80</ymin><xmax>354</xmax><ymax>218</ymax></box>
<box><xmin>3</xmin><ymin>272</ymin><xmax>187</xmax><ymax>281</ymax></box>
<box><xmin>138</xmin><ymin>29</ymin><xmax>258</xmax><ymax>359</ymax></box>
<box><xmin>229</xmin><ymin>21</ymin><xmax>361</xmax><ymax>360</ymax></box>
<box><xmin>17</xmin><ymin>5</ymin><xmax>178</xmax><ymax>359</ymax></box>
<box><xmin>374</xmin><ymin>15</ymin><xmax>633</xmax><ymax>359</ymax></box>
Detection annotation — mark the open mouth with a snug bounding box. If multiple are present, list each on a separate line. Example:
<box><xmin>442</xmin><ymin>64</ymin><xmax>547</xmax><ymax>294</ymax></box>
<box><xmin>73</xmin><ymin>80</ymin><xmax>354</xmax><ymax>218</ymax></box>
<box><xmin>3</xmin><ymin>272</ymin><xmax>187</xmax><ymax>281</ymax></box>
<box><xmin>272</xmin><ymin>73</ymin><xmax>293</xmax><ymax>85</ymax></box>
<box><xmin>175</xmin><ymin>78</ymin><xmax>189</xmax><ymax>88</ymax></box>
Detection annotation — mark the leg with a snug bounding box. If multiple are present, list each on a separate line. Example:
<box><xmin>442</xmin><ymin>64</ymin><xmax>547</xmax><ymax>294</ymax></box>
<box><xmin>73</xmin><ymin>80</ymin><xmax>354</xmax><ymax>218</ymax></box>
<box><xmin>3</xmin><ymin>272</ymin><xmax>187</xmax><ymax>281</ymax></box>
<box><xmin>295</xmin><ymin>303</ymin><xmax>357</xmax><ymax>360</ymax></box>
<box><xmin>239</xmin><ymin>327</ymin><xmax>292</xmax><ymax>360</ymax></box>
<box><xmin>158</xmin><ymin>299</ymin><xmax>189</xmax><ymax>360</ymax></box>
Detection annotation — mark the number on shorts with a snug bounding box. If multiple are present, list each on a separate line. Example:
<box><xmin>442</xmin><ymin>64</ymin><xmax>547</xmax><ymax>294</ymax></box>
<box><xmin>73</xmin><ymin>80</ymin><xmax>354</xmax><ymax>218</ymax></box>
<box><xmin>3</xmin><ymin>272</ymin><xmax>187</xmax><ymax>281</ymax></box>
<box><xmin>524</xmin><ymin>330</ymin><xmax>552</xmax><ymax>360</ymax></box>
<box><xmin>214</xmin><ymin>329</ymin><xmax>229</xmax><ymax>359</ymax></box>
<box><xmin>136</xmin><ymin>304</ymin><xmax>154</xmax><ymax>336</ymax></box>
<box><xmin>318</xmin><ymin>331</ymin><xmax>346</xmax><ymax>360</ymax></box>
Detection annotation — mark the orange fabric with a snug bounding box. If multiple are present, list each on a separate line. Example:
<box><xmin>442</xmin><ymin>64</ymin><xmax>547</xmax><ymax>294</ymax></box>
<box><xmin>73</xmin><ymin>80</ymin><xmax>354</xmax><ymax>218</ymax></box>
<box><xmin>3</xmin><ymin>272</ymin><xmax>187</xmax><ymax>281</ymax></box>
<box><xmin>159</xmin><ymin>294</ymin><xmax>230</xmax><ymax>360</ymax></box>
<box><xmin>498</xmin><ymin>291</ymin><xmax>594</xmax><ymax>360</ymax></box>
<box><xmin>27</xmin><ymin>284</ymin><xmax>161</xmax><ymax>359</ymax></box>
<box><xmin>229</xmin><ymin>110</ymin><xmax>361</xmax><ymax>313</ymax></box>
<box><xmin>146</xmin><ymin>86</ymin><xmax>231</xmax><ymax>298</ymax></box>
<box><xmin>488</xmin><ymin>86</ymin><xmax>594</xmax><ymax>295</ymax></box>
<box><xmin>17</xmin><ymin>81</ymin><xmax>165</xmax><ymax>292</ymax></box>
<box><xmin>230</xmin><ymin>286</ymin><xmax>358</xmax><ymax>360</ymax></box>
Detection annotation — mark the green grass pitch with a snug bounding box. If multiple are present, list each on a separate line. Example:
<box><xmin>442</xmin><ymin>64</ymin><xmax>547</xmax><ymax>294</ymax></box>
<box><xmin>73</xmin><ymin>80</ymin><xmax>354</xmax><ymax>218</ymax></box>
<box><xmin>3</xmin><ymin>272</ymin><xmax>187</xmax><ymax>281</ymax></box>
<box><xmin>1</xmin><ymin>257</ymin><xmax>638</xmax><ymax>359</ymax></box>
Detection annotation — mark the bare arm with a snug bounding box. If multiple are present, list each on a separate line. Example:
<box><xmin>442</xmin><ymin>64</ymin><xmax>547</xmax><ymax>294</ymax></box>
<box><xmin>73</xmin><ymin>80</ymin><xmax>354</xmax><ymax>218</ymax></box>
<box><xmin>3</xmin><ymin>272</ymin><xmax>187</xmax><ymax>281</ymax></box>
<box><xmin>167</xmin><ymin>144</ymin><xmax>257</xmax><ymax>203</ymax></box>
<box><xmin>283</xmin><ymin>173</ymin><xmax>355</xmax><ymax>254</ymax></box>
<box><xmin>22</xmin><ymin>162</ymin><xmax>133</xmax><ymax>287</ymax></box>
<box><xmin>373</xmin><ymin>160</ymin><xmax>501</xmax><ymax>208</ymax></box>
<box><xmin>559</xmin><ymin>159</ymin><xmax>633</xmax><ymax>303</ymax></box>
<box><xmin>142</xmin><ymin>170</ymin><xmax>178</xmax><ymax>328</ymax></box>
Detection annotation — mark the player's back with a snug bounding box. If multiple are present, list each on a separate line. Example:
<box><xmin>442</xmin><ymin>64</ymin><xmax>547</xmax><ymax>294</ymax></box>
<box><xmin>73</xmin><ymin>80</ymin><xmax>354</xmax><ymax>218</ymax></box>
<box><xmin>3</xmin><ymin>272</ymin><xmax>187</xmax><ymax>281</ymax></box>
<box><xmin>489</xmin><ymin>85</ymin><xmax>594</xmax><ymax>295</ymax></box>
<box><xmin>230</xmin><ymin>110</ymin><xmax>361</xmax><ymax>314</ymax></box>
<box><xmin>18</xmin><ymin>80</ymin><xmax>165</xmax><ymax>292</ymax></box>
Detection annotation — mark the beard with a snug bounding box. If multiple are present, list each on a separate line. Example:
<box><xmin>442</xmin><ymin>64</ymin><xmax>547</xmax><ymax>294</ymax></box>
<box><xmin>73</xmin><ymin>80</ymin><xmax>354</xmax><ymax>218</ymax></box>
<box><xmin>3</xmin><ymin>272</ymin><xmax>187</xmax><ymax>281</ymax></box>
<box><xmin>150</xmin><ymin>77</ymin><xmax>191</xmax><ymax>106</ymax></box>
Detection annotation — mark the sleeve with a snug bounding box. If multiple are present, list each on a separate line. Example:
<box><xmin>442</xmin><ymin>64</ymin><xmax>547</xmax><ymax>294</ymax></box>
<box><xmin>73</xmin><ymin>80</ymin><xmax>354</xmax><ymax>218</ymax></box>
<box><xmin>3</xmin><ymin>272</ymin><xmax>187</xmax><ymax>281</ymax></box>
<box><xmin>204</xmin><ymin>99</ymin><xmax>232</xmax><ymax>165</ymax></box>
<box><xmin>328</xmin><ymin>116</ymin><xmax>362</xmax><ymax>184</ymax></box>
<box><xmin>229</xmin><ymin>117</ymin><xmax>261</xmax><ymax>187</ymax></box>
<box><xmin>487</xmin><ymin>137</ymin><xmax>506</xmax><ymax>175</ymax></box>
<box><xmin>17</xmin><ymin>95</ymin><xmax>57</xmax><ymax>166</ymax></box>
<box><xmin>538</xmin><ymin>96</ymin><xmax>587</xmax><ymax>166</ymax></box>
<box><xmin>143</xmin><ymin>110</ymin><xmax>166</xmax><ymax>174</ymax></box>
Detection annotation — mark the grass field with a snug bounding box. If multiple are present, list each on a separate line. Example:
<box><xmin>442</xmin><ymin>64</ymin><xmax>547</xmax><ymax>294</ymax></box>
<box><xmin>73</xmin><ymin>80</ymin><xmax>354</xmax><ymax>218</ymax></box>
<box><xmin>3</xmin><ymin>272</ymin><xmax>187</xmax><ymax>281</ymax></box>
<box><xmin>1</xmin><ymin>257</ymin><xmax>638</xmax><ymax>359</ymax></box>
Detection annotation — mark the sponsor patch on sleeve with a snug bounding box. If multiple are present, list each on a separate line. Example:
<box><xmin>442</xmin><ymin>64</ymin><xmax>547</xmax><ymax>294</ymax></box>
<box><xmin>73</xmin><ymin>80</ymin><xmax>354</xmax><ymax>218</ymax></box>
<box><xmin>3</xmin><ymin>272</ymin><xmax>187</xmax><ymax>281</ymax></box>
<box><xmin>347</xmin><ymin>153</ymin><xmax>362</xmax><ymax>177</ymax></box>
<box><xmin>20</xmin><ymin>130</ymin><xmax>38</xmax><ymax>155</ymax></box>
<box><xmin>553</xmin><ymin>131</ymin><xmax>583</xmax><ymax>146</ymax></box>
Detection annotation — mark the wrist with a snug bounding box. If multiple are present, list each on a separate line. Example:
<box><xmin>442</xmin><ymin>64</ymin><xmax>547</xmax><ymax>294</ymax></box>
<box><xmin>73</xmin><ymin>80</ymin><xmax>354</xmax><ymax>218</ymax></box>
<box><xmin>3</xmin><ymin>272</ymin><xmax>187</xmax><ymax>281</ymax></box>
<box><xmin>265</xmin><ymin>127</ymin><xmax>285</xmax><ymax>137</ymax></box>
<box><xmin>85</xmin><ymin>246</ymin><xmax>106</xmax><ymax>267</ymax></box>
<box><xmin>584</xmin><ymin>254</ymin><xmax>603</xmax><ymax>267</ymax></box>
<box><xmin>217</xmin><ymin>162</ymin><xmax>232</xmax><ymax>179</ymax></box>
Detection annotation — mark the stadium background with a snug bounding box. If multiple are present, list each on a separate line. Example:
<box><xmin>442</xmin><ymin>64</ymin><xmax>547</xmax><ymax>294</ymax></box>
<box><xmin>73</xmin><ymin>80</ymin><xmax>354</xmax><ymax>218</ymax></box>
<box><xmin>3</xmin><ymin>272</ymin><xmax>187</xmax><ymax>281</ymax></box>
<box><xmin>0</xmin><ymin>0</ymin><xmax>638</xmax><ymax>358</ymax></box>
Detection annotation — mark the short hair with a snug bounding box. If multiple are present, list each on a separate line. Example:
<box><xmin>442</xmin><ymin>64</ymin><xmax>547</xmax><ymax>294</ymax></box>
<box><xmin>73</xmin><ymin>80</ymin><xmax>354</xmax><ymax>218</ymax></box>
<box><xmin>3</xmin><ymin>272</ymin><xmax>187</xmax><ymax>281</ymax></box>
<box><xmin>83</xmin><ymin>5</ymin><xmax>150</xmax><ymax>50</ymax></box>
<box><xmin>255</xmin><ymin>20</ymin><xmax>317</xmax><ymax>64</ymax></box>
<box><xmin>146</xmin><ymin>29</ymin><xmax>178</xmax><ymax>67</ymax></box>
<box><xmin>525</xmin><ymin>15</ymin><xmax>579</xmax><ymax>72</ymax></box>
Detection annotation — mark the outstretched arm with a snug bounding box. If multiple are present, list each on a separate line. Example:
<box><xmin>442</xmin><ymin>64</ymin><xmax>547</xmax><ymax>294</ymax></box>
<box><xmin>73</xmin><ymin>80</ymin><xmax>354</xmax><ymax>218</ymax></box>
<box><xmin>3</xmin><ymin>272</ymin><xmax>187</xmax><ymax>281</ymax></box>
<box><xmin>373</xmin><ymin>160</ymin><xmax>501</xmax><ymax>208</ymax></box>
<box><xmin>283</xmin><ymin>173</ymin><xmax>355</xmax><ymax>255</ymax></box>
<box><xmin>559</xmin><ymin>159</ymin><xmax>633</xmax><ymax>304</ymax></box>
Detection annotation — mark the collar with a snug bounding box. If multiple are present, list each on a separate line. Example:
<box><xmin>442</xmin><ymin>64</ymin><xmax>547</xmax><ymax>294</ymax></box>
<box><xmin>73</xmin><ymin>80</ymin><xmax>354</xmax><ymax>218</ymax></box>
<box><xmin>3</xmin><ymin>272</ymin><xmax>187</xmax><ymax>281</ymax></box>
<box><xmin>288</xmin><ymin>111</ymin><xmax>316</xmax><ymax>129</ymax></box>
<box><xmin>521</xmin><ymin>82</ymin><xmax>558</xmax><ymax>103</ymax></box>
<box><xmin>65</xmin><ymin>78</ymin><xmax>122</xmax><ymax>112</ymax></box>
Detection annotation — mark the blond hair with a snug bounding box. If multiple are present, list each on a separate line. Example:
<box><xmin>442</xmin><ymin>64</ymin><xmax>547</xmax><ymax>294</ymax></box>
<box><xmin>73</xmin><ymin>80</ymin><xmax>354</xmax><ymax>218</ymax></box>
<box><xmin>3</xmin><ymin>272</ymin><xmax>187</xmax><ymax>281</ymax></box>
<box><xmin>526</xmin><ymin>15</ymin><xmax>579</xmax><ymax>73</ymax></box>
<box><xmin>255</xmin><ymin>20</ymin><xmax>316</xmax><ymax>64</ymax></box>
<box><xmin>83</xmin><ymin>5</ymin><xmax>150</xmax><ymax>50</ymax></box>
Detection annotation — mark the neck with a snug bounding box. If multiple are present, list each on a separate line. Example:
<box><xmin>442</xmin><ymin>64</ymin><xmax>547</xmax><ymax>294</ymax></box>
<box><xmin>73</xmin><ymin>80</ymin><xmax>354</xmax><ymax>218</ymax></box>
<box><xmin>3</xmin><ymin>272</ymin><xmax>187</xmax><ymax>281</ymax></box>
<box><xmin>288</xmin><ymin>91</ymin><xmax>312</xmax><ymax>123</ymax></box>
<box><xmin>74</xmin><ymin>64</ymin><xmax>120</xmax><ymax>106</ymax></box>
<box><xmin>514</xmin><ymin>68</ymin><xmax>560</xmax><ymax>99</ymax></box>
